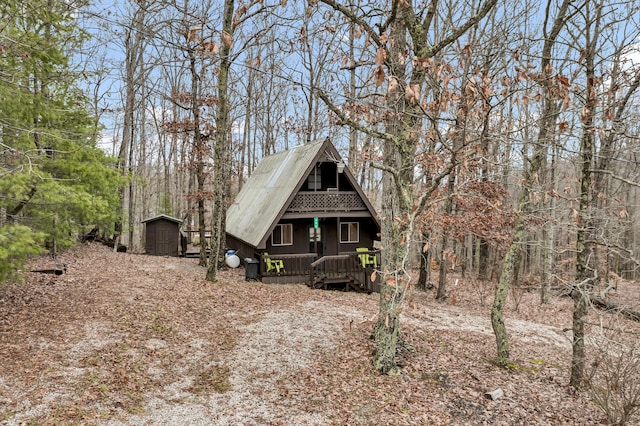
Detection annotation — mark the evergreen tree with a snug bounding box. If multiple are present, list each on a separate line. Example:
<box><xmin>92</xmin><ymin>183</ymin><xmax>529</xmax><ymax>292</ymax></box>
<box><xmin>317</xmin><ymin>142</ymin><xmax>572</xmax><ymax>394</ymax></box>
<box><xmin>0</xmin><ymin>0</ymin><xmax>121</xmax><ymax>283</ymax></box>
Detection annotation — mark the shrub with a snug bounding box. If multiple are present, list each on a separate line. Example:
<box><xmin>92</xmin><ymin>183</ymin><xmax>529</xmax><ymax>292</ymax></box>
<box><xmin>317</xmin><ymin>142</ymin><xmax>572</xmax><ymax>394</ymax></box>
<box><xmin>586</xmin><ymin>333</ymin><xmax>640</xmax><ymax>425</ymax></box>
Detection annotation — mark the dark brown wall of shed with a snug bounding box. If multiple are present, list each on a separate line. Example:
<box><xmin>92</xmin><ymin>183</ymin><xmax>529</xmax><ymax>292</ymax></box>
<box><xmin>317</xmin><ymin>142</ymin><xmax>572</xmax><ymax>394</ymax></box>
<box><xmin>164</xmin><ymin>221</ymin><xmax>179</xmax><ymax>256</ymax></box>
<box><xmin>145</xmin><ymin>222</ymin><xmax>156</xmax><ymax>254</ymax></box>
<box><xmin>170</xmin><ymin>223</ymin><xmax>180</xmax><ymax>256</ymax></box>
<box><xmin>145</xmin><ymin>219</ymin><xmax>180</xmax><ymax>256</ymax></box>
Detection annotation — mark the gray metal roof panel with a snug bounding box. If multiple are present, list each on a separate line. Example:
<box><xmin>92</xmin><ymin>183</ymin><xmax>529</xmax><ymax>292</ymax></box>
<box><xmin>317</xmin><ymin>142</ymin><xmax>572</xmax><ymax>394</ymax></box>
<box><xmin>226</xmin><ymin>141</ymin><xmax>325</xmax><ymax>247</ymax></box>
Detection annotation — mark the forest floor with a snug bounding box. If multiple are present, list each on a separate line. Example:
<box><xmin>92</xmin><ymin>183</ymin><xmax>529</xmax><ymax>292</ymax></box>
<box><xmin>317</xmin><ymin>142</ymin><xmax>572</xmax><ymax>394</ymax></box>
<box><xmin>1</xmin><ymin>243</ymin><xmax>640</xmax><ymax>425</ymax></box>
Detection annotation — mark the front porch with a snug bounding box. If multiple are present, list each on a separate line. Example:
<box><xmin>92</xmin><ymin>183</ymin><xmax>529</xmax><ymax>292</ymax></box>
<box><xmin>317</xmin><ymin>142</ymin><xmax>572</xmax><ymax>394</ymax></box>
<box><xmin>256</xmin><ymin>250</ymin><xmax>381</xmax><ymax>293</ymax></box>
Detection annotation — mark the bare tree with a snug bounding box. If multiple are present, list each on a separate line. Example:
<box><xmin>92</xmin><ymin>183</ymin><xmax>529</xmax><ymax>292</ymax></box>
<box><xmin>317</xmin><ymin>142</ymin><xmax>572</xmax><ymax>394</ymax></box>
<box><xmin>491</xmin><ymin>0</ymin><xmax>574</xmax><ymax>367</ymax></box>
<box><xmin>313</xmin><ymin>0</ymin><xmax>498</xmax><ymax>374</ymax></box>
<box><xmin>206</xmin><ymin>0</ymin><xmax>235</xmax><ymax>281</ymax></box>
<box><xmin>117</xmin><ymin>1</ymin><xmax>150</xmax><ymax>251</ymax></box>
<box><xmin>569</xmin><ymin>0</ymin><xmax>640</xmax><ymax>388</ymax></box>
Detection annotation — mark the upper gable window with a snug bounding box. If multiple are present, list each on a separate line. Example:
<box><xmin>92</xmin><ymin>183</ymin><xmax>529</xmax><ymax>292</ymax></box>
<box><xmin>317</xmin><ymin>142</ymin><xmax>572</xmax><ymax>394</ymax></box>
<box><xmin>307</xmin><ymin>165</ymin><xmax>321</xmax><ymax>190</ymax></box>
<box><xmin>272</xmin><ymin>224</ymin><xmax>293</xmax><ymax>246</ymax></box>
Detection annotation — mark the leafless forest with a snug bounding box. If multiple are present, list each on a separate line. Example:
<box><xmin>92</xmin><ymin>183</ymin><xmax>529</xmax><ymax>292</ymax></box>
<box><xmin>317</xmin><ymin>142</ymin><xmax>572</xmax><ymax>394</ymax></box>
<box><xmin>3</xmin><ymin>0</ymin><xmax>640</xmax><ymax>423</ymax></box>
<box><xmin>81</xmin><ymin>0</ymin><xmax>640</xmax><ymax>401</ymax></box>
<box><xmin>82</xmin><ymin>0</ymin><xmax>639</xmax><ymax>288</ymax></box>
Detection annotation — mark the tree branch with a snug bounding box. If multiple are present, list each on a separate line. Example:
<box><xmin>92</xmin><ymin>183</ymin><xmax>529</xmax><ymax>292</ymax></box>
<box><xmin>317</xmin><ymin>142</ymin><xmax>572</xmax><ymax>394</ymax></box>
<box><xmin>313</xmin><ymin>87</ymin><xmax>392</xmax><ymax>142</ymax></box>
<box><xmin>592</xmin><ymin>169</ymin><xmax>640</xmax><ymax>188</ymax></box>
<box><xmin>425</xmin><ymin>0</ymin><xmax>499</xmax><ymax>58</ymax></box>
<box><xmin>317</xmin><ymin>0</ymin><xmax>382</xmax><ymax>47</ymax></box>
<box><xmin>7</xmin><ymin>184</ymin><xmax>38</xmax><ymax>224</ymax></box>
<box><xmin>379</xmin><ymin>0</ymin><xmax>399</xmax><ymax>35</ymax></box>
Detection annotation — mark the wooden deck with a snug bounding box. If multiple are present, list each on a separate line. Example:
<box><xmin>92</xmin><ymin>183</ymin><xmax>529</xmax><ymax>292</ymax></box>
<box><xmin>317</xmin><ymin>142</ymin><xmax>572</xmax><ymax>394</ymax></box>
<box><xmin>178</xmin><ymin>233</ymin><xmax>381</xmax><ymax>292</ymax></box>
<box><xmin>182</xmin><ymin>243</ymin><xmax>209</xmax><ymax>258</ymax></box>
<box><xmin>260</xmin><ymin>251</ymin><xmax>381</xmax><ymax>292</ymax></box>
<box><xmin>181</xmin><ymin>230</ymin><xmax>211</xmax><ymax>258</ymax></box>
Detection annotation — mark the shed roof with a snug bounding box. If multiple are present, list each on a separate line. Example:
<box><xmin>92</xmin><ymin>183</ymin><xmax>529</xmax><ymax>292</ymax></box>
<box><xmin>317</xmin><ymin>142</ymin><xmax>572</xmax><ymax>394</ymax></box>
<box><xmin>142</xmin><ymin>214</ymin><xmax>183</xmax><ymax>224</ymax></box>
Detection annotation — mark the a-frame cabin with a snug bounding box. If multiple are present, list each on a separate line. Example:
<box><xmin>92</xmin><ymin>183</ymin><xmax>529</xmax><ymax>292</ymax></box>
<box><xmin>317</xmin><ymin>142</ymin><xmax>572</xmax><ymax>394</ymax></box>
<box><xmin>226</xmin><ymin>138</ymin><xmax>381</xmax><ymax>291</ymax></box>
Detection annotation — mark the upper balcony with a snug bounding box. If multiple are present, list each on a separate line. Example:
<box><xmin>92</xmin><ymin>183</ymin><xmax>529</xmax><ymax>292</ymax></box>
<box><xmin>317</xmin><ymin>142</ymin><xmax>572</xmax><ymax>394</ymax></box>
<box><xmin>286</xmin><ymin>191</ymin><xmax>367</xmax><ymax>213</ymax></box>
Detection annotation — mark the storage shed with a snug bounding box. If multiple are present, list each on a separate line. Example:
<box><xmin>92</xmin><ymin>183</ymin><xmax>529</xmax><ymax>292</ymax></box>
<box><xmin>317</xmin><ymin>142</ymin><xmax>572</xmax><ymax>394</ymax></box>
<box><xmin>142</xmin><ymin>214</ymin><xmax>182</xmax><ymax>256</ymax></box>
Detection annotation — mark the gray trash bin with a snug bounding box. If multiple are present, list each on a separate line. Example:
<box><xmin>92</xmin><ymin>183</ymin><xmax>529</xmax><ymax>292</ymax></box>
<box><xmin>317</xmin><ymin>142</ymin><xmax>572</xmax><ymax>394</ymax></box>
<box><xmin>245</xmin><ymin>258</ymin><xmax>259</xmax><ymax>281</ymax></box>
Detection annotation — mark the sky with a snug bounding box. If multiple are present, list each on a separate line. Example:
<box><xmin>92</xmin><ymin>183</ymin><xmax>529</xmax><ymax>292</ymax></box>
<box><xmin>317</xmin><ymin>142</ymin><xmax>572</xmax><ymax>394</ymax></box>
<box><xmin>73</xmin><ymin>0</ymin><xmax>640</xmax><ymax>160</ymax></box>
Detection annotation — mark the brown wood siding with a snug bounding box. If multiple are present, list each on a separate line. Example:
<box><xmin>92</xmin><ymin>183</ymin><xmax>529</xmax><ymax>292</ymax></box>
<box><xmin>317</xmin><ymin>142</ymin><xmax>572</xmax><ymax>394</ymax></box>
<box><xmin>265</xmin><ymin>217</ymin><xmax>378</xmax><ymax>257</ymax></box>
<box><xmin>145</xmin><ymin>223</ymin><xmax>156</xmax><ymax>254</ymax></box>
<box><xmin>225</xmin><ymin>235</ymin><xmax>257</xmax><ymax>261</ymax></box>
<box><xmin>266</xmin><ymin>219</ymin><xmax>311</xmax><ymax>255</ymax></box>
<box><xmin>324</xmin><ymin>218</ymin><xmax>338</xmax><ymax>256</ymax></box>
<box><xmin>337</xmin><ymin>218</ymin><xmax>376</xmax><ymax>252</ymax></box>
<box><xmin>225</xmin><ymin>149</ymin><xmax>380</xmax><ymax>279</ymax></box>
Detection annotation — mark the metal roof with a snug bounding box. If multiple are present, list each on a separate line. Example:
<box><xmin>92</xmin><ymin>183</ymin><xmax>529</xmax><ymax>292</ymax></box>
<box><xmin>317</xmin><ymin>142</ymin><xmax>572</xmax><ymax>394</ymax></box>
<box><xmin>226</xmin><ymin>140</ymin><xmax>326</xmax><ymax>248</ymax></box>
<box><xmin>142</xmin><ymin>214</ymin><xmax>183</xmax><ymax>224</ymax></box>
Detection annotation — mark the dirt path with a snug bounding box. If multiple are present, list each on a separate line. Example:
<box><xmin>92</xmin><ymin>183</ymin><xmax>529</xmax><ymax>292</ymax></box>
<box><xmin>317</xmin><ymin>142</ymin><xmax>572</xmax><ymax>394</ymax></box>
<box><xmin>112</xmin><ymin>301</ymin><xmax>365</xmax><ymax>426</ymax></box>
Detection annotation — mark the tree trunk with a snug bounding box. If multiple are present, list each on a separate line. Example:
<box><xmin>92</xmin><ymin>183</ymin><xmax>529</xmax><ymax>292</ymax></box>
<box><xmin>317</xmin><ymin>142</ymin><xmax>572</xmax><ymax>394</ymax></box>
<box><xmin>478</xmin><ymin>239</ymin><xmax>490</xmax><ymax>280</ymax></box>
<box><xmin>207</xmin><ymin>0</ymin><xmax>234</xmax><ymax>282</ymax></box>
<box><xmin>373</xmin><ymin>137</ymin><xmax>409</xmax><ymax>374</ymax></box>
<box><xmin>347</xmin><ymin>19</ymin><xmax>358</xmax><ymax>171</ymax></box>
<box><xmin>491</xmin><ymin>0</ymin><xmax>572</xmax><ymax>367</ymax></box>
<box><xmin>189</xmin><ymin>48</ymin><xmax>207</xmax><ymax>267</ymax></box>
<box><xmin>436</xmin><ymin>236</ymin><xmax>449</xmax><ymax>301</ymax></box>
<box><xmin>541</xmin><ymin>141</ymin><xmax>559</xmax><ymax>304</ymax></box>
<box><xmin>317</xmin><ymin>0</ymin><xmax>498</xmax><ymax>375</ymax></box>
<box><xmin>491</xmin><ymin>215</ymin><xmax>525</xmax><ymax>366</ymax></box>
<box><xmin>118</xmin><ymin>4</ymin><xmax>145</xmax><ymax>247</ymax></box>
<box><xmin>571</xmin><ymin>1</ymin><xmax>598</xmax><ymax>387</ymax></box>
<box><xmin>239</xmin><ymin>69</ymin><xmax>253</xmax><ymax>192</ymax></box>
<box><xmin>416</xmin><ymin>233</ymin><xmax>431</xmax><ymax>291</ymax></box>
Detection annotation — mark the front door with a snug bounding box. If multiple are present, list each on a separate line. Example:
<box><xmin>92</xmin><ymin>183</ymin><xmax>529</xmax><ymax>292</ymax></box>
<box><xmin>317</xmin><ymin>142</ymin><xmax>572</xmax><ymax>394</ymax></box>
<box><xmin>157</xmin><ymin>227</ymin><xmax>171</xmax><ymax>255</ymax></box>
<box><xmin>308</xmin><ymin>226</ymin><xmax>323</xmax><ymax>257</ymax></box>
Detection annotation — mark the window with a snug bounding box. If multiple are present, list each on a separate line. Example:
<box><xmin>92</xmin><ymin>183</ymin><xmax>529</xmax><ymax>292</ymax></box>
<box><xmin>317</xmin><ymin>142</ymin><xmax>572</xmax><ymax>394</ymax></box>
<box><xmin>272</xmin><ymin>224</ymin><xmax>293</xmax><ymax>246</ymax></box>
<box><xmin>307</xmin><ymin>166</ymin><xmax>321</xmax><ymax>190</ymax></box>
<box><xmin>340</xmin><ymin>222</ymin><xmax>359</xmax><ymax>243</ymax></box>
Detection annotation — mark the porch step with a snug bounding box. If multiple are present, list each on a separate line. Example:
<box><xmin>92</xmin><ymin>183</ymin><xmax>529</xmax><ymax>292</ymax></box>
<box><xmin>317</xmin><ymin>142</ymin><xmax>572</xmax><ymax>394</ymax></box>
<box><xmin>323</xmin><ymin>276</ymin><xmax>352</xmax><ymax>284</ymax></box>
<box><xmin>312</xmin><ymin>273</ymin><xmax>366</xmax><ymax>290</ymax></box>
<box><xmin>184</xmin><ymin>249</ymin><xmax>210</xmax><ymax>258</ymax></box>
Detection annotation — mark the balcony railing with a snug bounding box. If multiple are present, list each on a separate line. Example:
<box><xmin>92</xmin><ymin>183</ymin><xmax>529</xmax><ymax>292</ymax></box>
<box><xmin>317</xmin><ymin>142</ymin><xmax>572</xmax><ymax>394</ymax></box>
<box><xmin>287</xmin><ymin>191</ymin><xmax>367</xmax><ymax>213</ymax></box>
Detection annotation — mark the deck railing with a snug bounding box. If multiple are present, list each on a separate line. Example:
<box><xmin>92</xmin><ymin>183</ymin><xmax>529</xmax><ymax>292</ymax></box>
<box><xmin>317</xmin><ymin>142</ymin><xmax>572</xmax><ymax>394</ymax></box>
<box><xmin>258</xmin><ymin>252</ymin><xmax>317</xmax><ymax>277</ymax></box>
<box><xmin>182</xmin><ymin>230</ymin><xmax>212</xmax><ymax>245</ymax></box>
<box><xmin>255</xmin><ymin>250</ymin><xmax>381</xmax><ymax>292</ymax></box>
<box><xmin>309</xmin><ymin>254</ymin><xmax>363</xmax><ymax>289</ymax></box>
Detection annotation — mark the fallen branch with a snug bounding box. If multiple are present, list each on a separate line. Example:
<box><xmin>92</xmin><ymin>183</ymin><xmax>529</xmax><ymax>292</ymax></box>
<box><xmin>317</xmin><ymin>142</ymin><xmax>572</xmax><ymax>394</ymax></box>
<box><xmin>31</xmin><ymin>263</ymin><xmax>67</xmax><ymax>275</ymax></box>
<box><xmin>591</xmin><ymin>296</ymin><xmax>640</xmax><ymax>323</ymax></box>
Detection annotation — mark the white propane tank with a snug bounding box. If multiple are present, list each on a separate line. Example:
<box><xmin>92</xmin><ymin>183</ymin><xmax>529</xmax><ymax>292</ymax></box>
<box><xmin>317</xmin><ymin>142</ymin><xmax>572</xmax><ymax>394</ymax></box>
<box><xmin>225</xmin><ymin>250</ymin><xmax>240</xmax><ymax>268</ymax></box>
